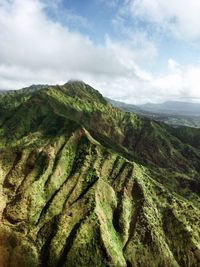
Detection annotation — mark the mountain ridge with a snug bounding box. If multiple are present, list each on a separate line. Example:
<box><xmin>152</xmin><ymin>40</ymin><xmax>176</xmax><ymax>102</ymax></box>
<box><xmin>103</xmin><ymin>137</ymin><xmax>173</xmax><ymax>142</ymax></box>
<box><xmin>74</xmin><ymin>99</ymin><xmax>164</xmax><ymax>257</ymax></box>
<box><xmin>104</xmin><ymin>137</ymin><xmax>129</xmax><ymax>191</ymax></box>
<box><xmin>0</xmin><ymin>81</ymin><xmax>200</xmax><ymax>267</ymax></box>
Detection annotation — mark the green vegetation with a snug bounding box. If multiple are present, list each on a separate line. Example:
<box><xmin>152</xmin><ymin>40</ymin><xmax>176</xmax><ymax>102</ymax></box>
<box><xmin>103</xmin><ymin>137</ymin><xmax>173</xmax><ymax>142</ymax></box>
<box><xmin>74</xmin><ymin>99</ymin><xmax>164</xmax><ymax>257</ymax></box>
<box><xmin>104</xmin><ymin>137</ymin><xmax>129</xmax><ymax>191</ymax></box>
<box><xmin>0</xmin><ymin>81</ymin><xmax>200</xmax><ymax>267</ymax></box>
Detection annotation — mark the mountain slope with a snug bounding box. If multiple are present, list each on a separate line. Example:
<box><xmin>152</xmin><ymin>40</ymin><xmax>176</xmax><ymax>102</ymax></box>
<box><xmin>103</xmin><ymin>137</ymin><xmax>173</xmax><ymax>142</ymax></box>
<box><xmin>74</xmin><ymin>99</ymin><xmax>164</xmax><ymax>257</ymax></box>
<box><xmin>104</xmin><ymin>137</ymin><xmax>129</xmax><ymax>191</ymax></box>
<box><xmin>0</xmin><ymin>81</ymin><xmax>200</xmax><ymax>267</ymax></box>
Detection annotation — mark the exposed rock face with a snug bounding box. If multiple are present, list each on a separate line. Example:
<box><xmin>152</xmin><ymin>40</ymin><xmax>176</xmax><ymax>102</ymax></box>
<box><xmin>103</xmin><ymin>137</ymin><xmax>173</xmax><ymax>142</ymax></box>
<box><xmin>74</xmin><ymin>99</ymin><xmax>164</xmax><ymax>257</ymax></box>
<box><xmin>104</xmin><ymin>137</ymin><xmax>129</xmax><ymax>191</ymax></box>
<box><xmin>0</xmin><ymin>81</ymin><xmax>200</xmax><ymax>267</ymax></box>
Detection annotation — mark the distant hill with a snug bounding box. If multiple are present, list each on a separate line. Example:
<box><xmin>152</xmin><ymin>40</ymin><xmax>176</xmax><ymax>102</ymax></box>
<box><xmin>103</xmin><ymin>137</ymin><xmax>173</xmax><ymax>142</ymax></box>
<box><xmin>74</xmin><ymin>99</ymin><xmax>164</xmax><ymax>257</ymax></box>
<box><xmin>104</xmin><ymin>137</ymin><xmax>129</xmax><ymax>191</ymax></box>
<box><xmin>108</xmin><ymin>98</ymin><xmax>200</xmax><ymax>128</ymax></box>
<box><xmin>139</xmin><ymin>101</ymin><xmax>200</xmax><ymax>116</ymax></box>
<box><xmin>105</xmin><ymin>97</ymin><xmax>143</xmax><ymax>114</ymax></box>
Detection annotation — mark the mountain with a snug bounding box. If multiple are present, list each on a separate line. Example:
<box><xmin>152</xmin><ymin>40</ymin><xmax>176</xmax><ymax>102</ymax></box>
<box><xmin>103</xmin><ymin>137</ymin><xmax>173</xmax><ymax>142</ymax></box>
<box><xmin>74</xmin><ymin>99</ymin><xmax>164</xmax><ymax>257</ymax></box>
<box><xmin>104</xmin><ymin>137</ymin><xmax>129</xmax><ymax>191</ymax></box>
<box><xmin>105</xmin><ymin>98</ymin><xmax>143</xmax><ymax>114</ymax></box>
<box><xmin>0</xmin><ymin>81</ymin><xmax>200</xmax><ymax>267</ymax></box>
<box><xmin>140</xmin><ymin>101</ymin><xmax>200</xmax><ymax>116</ymax></box>
<box><xmin>108</xmin><ymin>98</ymin><xmax>200</xmax><ymax>128</ymax></box>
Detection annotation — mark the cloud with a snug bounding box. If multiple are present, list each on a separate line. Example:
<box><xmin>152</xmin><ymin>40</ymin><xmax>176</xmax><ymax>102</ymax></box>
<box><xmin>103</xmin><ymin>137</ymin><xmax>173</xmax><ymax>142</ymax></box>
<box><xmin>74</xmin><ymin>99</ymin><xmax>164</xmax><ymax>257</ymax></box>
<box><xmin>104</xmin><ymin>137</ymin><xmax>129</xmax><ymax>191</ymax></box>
<box><xmin>127</xmin><ymin>0</ymin><xmax>200</xmax><ymax>41</ymax></box>
<box><xmin>0</xmin><ymin>0</ymin><xmax>130</xmax><ymax>85</ymax></box>
<box><xmin>147</xmin><ymin>62</ymin><xmax>200</xmax><ymax>103</ymax></box>
<box><xmin>0</xmin><ymin>0</ymin><xmax>156</xmax><ymax>93</ymax></box>
<box><xmin>168</xmin><ymin>58</ymin><xmax>180</xmax><ymax>72</ymax></box>
<box><xmin>1</xmin><ymin>0</ymin><xmax>200</xmax><ymax>104</ymax></box>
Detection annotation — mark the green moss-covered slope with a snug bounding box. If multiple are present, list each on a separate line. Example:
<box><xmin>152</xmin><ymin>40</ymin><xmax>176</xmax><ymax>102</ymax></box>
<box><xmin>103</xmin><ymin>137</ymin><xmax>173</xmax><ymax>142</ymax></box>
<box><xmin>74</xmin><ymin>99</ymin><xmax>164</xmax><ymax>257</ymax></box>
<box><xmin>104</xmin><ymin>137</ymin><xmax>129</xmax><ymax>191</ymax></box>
<box><xmin>0</xmin><ymin>81</ymin><xmax>200</xmax><ymax>267</ymax></box>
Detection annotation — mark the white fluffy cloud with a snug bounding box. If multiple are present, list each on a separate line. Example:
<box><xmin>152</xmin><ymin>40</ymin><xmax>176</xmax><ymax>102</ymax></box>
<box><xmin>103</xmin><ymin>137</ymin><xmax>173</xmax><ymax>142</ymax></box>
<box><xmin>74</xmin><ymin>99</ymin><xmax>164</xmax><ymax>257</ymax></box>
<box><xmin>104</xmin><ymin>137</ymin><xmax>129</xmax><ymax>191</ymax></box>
<box><xmin>144</xmin><ymin>61</ymin><xmax>200</xmax><ymax>103</ymax></box>
<box><xmin>1</xmin><ymin>0</ymin><xmax>200</xmax><ymax>104</ymax></box>
<box><xmin>0</xmin><ymin>0</ymin><xmax>129</xmax><ymax>85</ymax></box>
<box><xmin>0</xmin><ymin>0</ymin><xmax>156</xmax><ymax>98</ymax></box>
<box><xmin>128</xmin><ymin>0</ymin><xmax>200</xmax><ymax>40</ymax></box>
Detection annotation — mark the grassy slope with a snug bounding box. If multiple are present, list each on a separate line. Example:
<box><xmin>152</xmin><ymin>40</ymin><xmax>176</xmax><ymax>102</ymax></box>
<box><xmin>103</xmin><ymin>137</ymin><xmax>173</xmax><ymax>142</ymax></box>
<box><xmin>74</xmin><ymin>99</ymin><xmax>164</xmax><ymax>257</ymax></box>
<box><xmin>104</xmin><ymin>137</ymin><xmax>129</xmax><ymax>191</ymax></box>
<box><xmin>0</xmin><ymin>82</ymin><xmax>200</xmax><ymax>267</ymax></box>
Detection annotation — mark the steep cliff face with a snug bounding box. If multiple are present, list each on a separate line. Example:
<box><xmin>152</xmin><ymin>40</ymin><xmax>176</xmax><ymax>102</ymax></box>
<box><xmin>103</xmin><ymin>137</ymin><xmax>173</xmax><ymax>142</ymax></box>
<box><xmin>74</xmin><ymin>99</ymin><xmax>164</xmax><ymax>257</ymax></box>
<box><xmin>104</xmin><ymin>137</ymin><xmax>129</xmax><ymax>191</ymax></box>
<box><xmin>0</xmin><ymin>82</ymin><xmax>200</xmax><ymax>267</ymax></box>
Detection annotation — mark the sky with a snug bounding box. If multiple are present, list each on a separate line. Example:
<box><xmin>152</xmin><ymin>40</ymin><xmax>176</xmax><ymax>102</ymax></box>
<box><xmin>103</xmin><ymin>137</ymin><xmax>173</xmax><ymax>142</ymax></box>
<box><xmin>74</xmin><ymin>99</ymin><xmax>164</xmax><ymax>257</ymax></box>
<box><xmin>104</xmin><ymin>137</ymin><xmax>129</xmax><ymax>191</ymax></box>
<box><xmin>1</xmin><ymin>0</ymin><xmax>200</xmax><ymax>103</ymax></box>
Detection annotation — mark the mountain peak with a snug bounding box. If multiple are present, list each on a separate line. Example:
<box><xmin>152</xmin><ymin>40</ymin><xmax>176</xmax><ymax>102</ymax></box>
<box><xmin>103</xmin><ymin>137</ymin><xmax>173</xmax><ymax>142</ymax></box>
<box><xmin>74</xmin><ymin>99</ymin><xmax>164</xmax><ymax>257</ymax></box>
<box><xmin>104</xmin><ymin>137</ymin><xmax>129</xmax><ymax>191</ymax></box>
<box><xmin>62</xmin><ymin>80</ymin><xmax>107</xmax><ymax>104</ymax></box>
<box><xmin>64</xmin><ymin>79</ymin><xmax>85</xmax><ymax>86</ymax></box>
